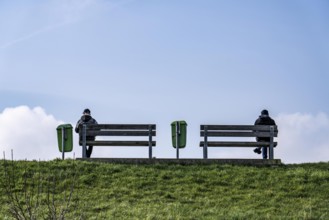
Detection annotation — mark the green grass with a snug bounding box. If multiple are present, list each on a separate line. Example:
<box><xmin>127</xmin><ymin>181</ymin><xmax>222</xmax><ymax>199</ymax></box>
<box><xmin>1</xmin><ymin>160</ymin><xmax>329</xmax><ymax>219</ymax></box>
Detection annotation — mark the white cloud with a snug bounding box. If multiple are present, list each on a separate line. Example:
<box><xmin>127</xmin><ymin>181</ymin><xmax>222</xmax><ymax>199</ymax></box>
<box><xmin>0</xmin><ymin>106</ymin><xmax>66</xmax><ymax>160</ymax></box>
<box><xmin>275</xmin><ymin>112</ymin><xmax>329</xmax><ymax>164</ymax></box>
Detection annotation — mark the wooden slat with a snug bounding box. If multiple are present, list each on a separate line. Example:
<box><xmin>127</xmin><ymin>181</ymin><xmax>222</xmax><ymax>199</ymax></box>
<box><xmin>85</xmin><ymin>124</ymin><xmax>156</xmax><ymax>130</ymax></box>
<box><xmin>200</xmin><ymin>131</ymin><xmax>278</xmax><ymax>137</ymax></box>
<box><xmin>86</xmin><ymin>130</ymin><xmax>156</xmax><ymax>136</ymax></box>
<box><xmin>199</xmin><ymin>141</ymin><xmax>277</xmax><ymax>147</ymax></box>
<box><xmin>82</xmin><ymin>141</ymin><xmax>156</xmax><ymax>146</ymax></box>
<box><xmin>200</xmin><ymin>125</ymin><xmax>278</xmax><ymax>132</ymax></box>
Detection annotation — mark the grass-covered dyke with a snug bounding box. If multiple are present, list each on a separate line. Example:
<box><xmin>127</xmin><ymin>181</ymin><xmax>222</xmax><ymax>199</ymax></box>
<box><xmin>0</xmin><ymin>159</ymin><xmax>328</xmax><ymax>219</ymax></box>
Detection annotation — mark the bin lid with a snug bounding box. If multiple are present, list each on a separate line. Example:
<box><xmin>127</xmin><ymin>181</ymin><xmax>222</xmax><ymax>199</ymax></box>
<box><xmin>56</xmin><ymin>124</ymin><xmax>73</xmax><ymax>130</ymax></box>
<box><xmin>171</xmin><ymin>121</ymin><xmax>187</xmax><ymax>126</ymax></box>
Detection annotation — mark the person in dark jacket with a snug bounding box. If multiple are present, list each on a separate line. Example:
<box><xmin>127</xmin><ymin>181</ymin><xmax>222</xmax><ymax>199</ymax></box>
<box><xmin>253</xmin><ymin>109</ymin><xmax>276</xmax><ymax>159</ymax></box>
<box><xmin>75</xmin><ymin>108</ymin><xmax>98</xmax><ymax>158</ymax></box>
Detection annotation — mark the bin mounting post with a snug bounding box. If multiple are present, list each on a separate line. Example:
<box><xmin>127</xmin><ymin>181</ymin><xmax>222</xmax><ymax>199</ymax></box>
<box><xmin>176</xmin><ymin>121</ymin><xmax>180</xmax><ymax>159</ymax></box>
<box><xmin>62</xmin><ymin>127</ymin><xmax>65</xmax><ymax>160</ymax></box>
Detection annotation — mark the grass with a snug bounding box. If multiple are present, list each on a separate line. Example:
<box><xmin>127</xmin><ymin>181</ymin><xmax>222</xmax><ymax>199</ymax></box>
<box><xmin>0</xmin><ymin>159</ymin><xmax>329</xmax><ymax>219</ymax></box>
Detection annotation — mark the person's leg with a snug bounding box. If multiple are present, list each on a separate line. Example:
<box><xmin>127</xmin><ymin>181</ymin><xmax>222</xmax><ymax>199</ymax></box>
<box><xmin>86</xmin><ymin>146</ymin><xmax>93</xmax><ymax>158</ymax></box>
<box><xmin>262</xmin><ymin>146</ymin><xmax>267</xmax><ymax>159</ymax></box>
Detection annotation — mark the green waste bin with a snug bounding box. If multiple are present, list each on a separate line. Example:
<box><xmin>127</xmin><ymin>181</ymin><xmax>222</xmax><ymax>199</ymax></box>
<box><xmin>56</xmin><ymin>124</ymin><xmax>73</xmax><ymax>153</ymax></box>
<box><xmin>171</xmin><ymin>121</ymin><xmax>187</xmax><ymax>148</ymax></box>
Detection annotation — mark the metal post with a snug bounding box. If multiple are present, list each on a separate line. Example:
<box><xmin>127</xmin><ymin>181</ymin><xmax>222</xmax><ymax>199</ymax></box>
<box><xmin>148</xmin><ymin>125</ymin><xmax>152</xmax><ymax>159</ymax></box>
<box><xmin>176</xmin><ymin>121</ymin><xmax>180</xmax><ymax>159</ymax></box>
<box><xmin>269</xmin><ymin>126</ymin><xmax>274</xmax><ymax>159</ymax></box>
<box><xmin>204</xmin><ymin>126</ymin><xmax>208</xmax><ymax>159</ymax></box>
<box><xmin>82</xmin><ymin>124</ymin><xmax>87</xmax><ymax>158</ymax></box>
<box><xmin>62</xmin><ymin>127</ymin><xmax>65</xmax><ymax>160</ymax></box>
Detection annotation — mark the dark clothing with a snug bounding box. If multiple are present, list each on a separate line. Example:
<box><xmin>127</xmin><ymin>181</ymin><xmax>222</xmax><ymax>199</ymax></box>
<box><xmin>254</xmin><ymin>115</ymin><xmax>276</xmax><ymax>159</ymax></box>
<box><xmin>254</xmin><ymin>115</ymin><xmax>276</xmax><ymax>142</ymax></box>
<box><xmin>254</xmin><ymin>115</ymin><xmax>276</xmax><ymax>126</ymax></box>
<box><xmin>85</xmin><ymin>146</ymin><xmax>93</xmax><ymax>158</ymax></box>
<box><xmin>75</xmin><ymin>115</ymin><xmax>98</xmax><ymax>133</ymax></box>
<box><xmin>75</xmin><ymin>115</ymin><xmax>98</xmax><ymax>158</ymax></box>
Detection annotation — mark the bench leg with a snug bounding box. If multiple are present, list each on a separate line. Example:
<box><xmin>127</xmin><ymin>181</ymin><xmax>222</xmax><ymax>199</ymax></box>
<box><xmin>203</xmin><ymin>145</ymin><xmax>208</xmax><ymax>159</ymax></box>
<box><xmin>82</xmin><ymin>144</ymin><xmax>86</xmax><ymax>158</ymax></box>
<box><xmin>269</xmin><ymin>128</ymin><xmax>274</xmax><ymax>159</ymax></box>
<box><xmin>149</xmin><ymin>125</ymin><xmax>152</xmax><ymax>159</ymax></box>
<box><xmin>269</xmin><ymin>142</ymin><xmax>274</xmax><ymax>160</ymax></box>
<box><xmin>82</xmin><ymin>124</ymin><xmax>87</xmax><ymax>158</ymax></box>
<box><xmin>203</xmin><ymin>126</ymin><xmax>208</xmax><ymax>159</ymax></box>
<box><xmin>149</xmin><ymin>146</ymin><xmax>152</xmax><ymax>159</ymax></box>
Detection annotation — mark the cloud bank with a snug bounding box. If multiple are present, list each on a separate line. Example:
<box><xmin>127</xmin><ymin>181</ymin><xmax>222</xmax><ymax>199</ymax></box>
<box><xmin>1</xmin><ymin>106</ymin><xmax>328</xmax><ymax>163</ymax></box>
<box><xmin>0</xmin><ymin>106</ymin><xmax>65</xmax><ymax>160</ymax></box>
<box><xmin>275</xmin><ymin>112</ymin><xmax>329</xmax><ymax>164</ymax></box>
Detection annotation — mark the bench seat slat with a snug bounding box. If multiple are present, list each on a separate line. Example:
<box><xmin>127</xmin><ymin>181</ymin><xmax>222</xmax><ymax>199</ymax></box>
<box><xmin>86</xmin><ymin>130</ymin><xmax>156</xmax><ymax>136</ymax></box>
<box><xmin>200</xmin><ymin>141</ymin><xmax>277</xmax><ymax>147</ymax></box>
<box><xmin>82</xmin><ymin>141</ymin><xmax>156</xmax><ymax>146</ymax></box>
<box><xmin>200</xmin><ymin>131</ymin><xmax>278</xmax><ymax>137</ymax></box>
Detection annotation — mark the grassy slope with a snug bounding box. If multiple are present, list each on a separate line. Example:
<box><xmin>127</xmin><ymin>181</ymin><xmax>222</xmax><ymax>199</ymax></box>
<box><xmin>0</xmin><ymin>160</ymin><xmax>329</xmax><ymax>219</ymax></box>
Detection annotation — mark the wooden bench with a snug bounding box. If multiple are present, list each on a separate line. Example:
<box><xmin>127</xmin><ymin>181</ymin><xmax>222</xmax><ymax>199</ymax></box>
<box><xmin>79</xmin><ymin>124</ymin><xmax>156</xmax><ymax>159</ymax></box>
<box><xmin>200</xmin><ymin>125</ymin><xmax>278</xmax><ymax>159</ymax></box>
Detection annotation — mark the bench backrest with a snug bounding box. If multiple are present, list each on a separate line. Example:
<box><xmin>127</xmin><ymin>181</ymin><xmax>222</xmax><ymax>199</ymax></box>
<box><xmin>200</xmin><ymin>125</ymin><xmax>278</xmax><ymax>138</ymax></box>
<box><xmin>80</xmin><ymin>124</ymin><xmax>156</xmax><ymax>158</ymax></box>
<box><xmin>82</xmin><ymin>124</ymin><xmax>156</xmax><ymax>138</ymax></box>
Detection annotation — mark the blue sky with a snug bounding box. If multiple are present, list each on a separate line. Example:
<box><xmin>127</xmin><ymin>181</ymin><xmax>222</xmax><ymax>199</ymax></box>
<box><xmin>1</xmin><ymin>0</ymin><xmax>329</xmax><ymax>163</ymax></box>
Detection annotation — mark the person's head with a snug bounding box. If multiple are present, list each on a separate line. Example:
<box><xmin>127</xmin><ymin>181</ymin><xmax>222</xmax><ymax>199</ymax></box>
<box><xmin>261</xmin><ymin>109</ymin><xmax>269</xmax><ymax>116</ymax></box>
<box><xmin>83</xmin><ymin>108</ymin><xmax>91</xmax><ymax>115</ymax></box>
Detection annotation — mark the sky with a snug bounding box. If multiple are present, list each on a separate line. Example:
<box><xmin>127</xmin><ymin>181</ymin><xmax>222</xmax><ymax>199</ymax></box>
<box><xmin>1</xmin><ymin>0</ymin><xmax>329</xmax><ymax>164</ymax></box>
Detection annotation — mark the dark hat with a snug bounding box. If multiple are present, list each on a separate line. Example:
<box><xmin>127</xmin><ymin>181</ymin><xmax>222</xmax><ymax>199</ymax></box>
<box><xmin>261</xmin><ymin>109</ymin><xmax>269</xmax><ymax>116</ymax></box>
<box><xmin>83</xmin><ymin>108</ymin><xmax>91</xmax><ymax>114</ymax></box>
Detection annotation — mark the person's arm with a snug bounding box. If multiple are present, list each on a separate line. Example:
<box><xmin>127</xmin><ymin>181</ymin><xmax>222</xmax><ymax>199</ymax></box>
<box><xmin>75</xmin><ymin>120</ymin><xmax>81</xmax><ymax>133</ymax></box>
<box><xmin>93</xmin><ymin>118</ymin><xmax>98</xmax><ymax>124</ymax></box>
